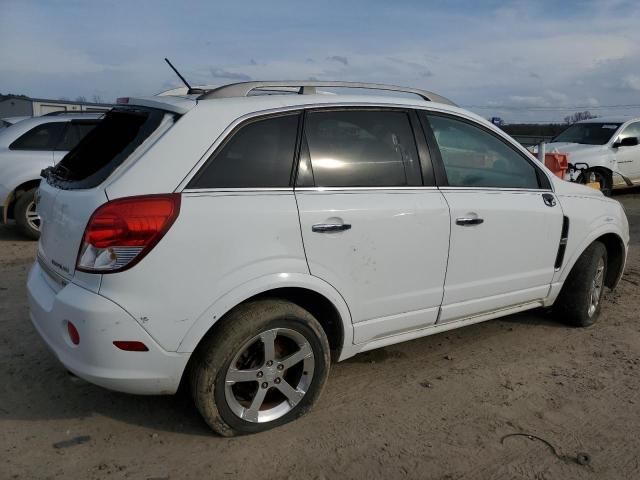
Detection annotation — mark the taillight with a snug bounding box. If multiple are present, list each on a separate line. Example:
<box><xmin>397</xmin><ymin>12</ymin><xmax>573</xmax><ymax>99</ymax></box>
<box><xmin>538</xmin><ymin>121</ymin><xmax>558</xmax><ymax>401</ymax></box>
<box><xmin>76</xmin><ymin>194</ymin><xmax>180</xmax><ymax>273</ymax></box>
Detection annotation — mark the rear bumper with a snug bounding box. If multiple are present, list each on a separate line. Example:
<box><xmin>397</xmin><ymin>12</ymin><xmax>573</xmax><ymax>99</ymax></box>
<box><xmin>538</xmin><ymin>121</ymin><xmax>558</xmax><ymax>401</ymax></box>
<box><xmin>27</xmin><ymin>262</ymin><xmax>190</xmax><ymax>395</ymax></box>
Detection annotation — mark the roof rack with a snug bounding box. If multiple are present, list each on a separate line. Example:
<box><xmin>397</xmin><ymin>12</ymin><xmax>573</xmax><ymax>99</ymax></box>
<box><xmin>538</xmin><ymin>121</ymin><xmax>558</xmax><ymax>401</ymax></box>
<box><xmin>197</xmin><ymin>81</ymin><xmax>456</xmax><ymax>106</ymax></box>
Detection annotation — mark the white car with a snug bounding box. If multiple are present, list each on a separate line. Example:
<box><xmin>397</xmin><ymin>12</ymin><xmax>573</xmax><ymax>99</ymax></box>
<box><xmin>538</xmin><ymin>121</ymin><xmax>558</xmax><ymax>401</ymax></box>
<box><xmin>0</xmin><ymin>112</ymin><xmax>102</xmax><ymax>238</ymax></box>
<box><xmin>0</xmin><ymin>116</ymin><xmax>31</xmax><ymax>129</ymax></box>
<box><xmin>27</xmin><ymin>81</ymin><xmax>629</xmax><ymax>436</ymax></box>
<box><xmin>546</xmin><ymin>116</ymin><xmax>640</xmax><ymax>194</ymax></box>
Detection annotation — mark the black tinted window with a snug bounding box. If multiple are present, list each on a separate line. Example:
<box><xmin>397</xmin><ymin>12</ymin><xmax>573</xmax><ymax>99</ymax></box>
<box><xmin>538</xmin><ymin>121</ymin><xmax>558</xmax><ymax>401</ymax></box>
<box><xmin>304</xmin><ymin>110</ymin><xmax>421</xmax><ymax>187</ymax></box>
<box><xmin>45</xmin><ymin>108</ymin><xmax>165</xmax><ymax>189</ymax></box>
<box><xmin>56</xmin><ymin>122</ymin><xmax>98</xmax><ymax>151</ymax></box>
<box><xmin>189</xmin><ymin>113</ymin><xmax>300</xmax><ymax>188</ymax></box>
<box><xmin>10</xmin><ymin>122</ymin><xmax>66</xmax><ymax>150</ymax></box>
<box><xmin>426</xmin><ymin>114</ymin><xmax>540</xmax><ymax>189</ymax></box>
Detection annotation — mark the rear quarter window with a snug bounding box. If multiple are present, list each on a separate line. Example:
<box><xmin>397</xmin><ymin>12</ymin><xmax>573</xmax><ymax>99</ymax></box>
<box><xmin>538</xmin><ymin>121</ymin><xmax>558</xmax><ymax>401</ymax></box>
<box><xmin>10</xmin><ymin>122</ymin><xmax>66</xmax><ymax>150</ymax></box>
<box><xmin>188</xmin><ymin>113</ymin><xmax>301</xmax><ymax>189</ymax></box>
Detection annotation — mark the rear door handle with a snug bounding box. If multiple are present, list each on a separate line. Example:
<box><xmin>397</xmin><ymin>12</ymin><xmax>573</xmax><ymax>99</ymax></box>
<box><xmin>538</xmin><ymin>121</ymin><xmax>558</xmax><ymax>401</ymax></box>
<box><xmin>456</xmin><ymin>217</ymin><xmax>484</xmax><ymax>226</ymax></box>
<box><xmin>312</xmin><ymin>223</ymin><xmax>352</xmax><ymax>233</ymax></box>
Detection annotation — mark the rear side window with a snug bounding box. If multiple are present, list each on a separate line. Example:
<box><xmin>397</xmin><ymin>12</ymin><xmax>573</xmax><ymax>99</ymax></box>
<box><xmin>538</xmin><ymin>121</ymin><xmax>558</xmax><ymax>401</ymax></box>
<box><xmin>188</xmin><ymin>113</ymin><xmax>300</xmax><ymax>189</ymax></box>
<box><xmin>303</xmin><ymin>110</ymin><xmax>421</xmax><ymax>187</ymax></box>
<box><xmin>425</xmin><ymin>114</ymin><xmax>541</xmax><ymax>189</ymax></box>
<box><xmin>44</xmin><ymin>108</ymin><xmax>167</xmax><ymax>189</ymax></box>
<box><xmin>10</xmin><ymin>122</ymin><xmax>66</xmax><ymax>150</ymax></box>
<box><xmin>56</xmin><ymin>121</ymin><xmax>98</xmax><ymax>151</ymax></box>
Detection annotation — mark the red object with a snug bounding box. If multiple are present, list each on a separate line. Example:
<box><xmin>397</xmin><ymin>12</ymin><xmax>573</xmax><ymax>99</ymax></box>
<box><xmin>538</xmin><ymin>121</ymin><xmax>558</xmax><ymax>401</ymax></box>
<box><xmin>113</xmin><ymin>341</ymin><xmax>149</xmax><ymax>352</ymax></box>
<box><xmin>67</xmin><ymin>321</ymin><xmax>80</xmax><ymax>345</ymax></box>
<box><xmin>77</xmin><ymin>194</ymin><xmax>181</xmax><ymax>272</ymax></box>
<box><xmin>544</xmin><ymin>153</ymin><xmax>569</xmax><ymax>179</ymax></box>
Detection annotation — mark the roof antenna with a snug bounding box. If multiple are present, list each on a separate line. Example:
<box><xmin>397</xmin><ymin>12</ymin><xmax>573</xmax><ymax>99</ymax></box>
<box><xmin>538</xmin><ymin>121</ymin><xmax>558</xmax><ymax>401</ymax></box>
<box><xmin>164</xmin><ymin>58</ymin><xmax>204</xmax><ymax>95</ymax></box>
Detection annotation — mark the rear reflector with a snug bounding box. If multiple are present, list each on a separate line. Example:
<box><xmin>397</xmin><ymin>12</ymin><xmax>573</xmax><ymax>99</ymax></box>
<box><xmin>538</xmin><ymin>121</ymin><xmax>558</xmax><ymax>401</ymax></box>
<box><xmin>76</xmin><ymin>194</ymin><xmax>181</xmax><ymax>273</ymax></box>
<box><xmin>67</xmin><ymin>321</ymin><xmax>80</xmax><ymax>345</ymax></box>
<box><xmin>113</xmin><ymin>341</ymin><xmax>149</xmax><ymax>352</ymax></box>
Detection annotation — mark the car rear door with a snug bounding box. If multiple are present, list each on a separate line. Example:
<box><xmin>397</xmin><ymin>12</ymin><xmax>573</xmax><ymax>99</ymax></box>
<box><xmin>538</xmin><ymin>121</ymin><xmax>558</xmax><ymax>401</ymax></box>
<box><xmin>295</xmin><ymin>108</ymin><xmax>450</xmax><ymax>344</ymax></box>
<box><xmin>420</xmin><ymin>112</ymin><xmax>563</xmax><ymax>323</ymax></box>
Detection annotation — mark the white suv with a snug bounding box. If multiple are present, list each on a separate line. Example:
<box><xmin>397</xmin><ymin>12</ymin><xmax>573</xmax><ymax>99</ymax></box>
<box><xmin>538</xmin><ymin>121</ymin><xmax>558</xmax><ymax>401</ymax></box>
<box><xmin>27</xmin><ymin>81</ymin><xmax>629</xmax><ymax>436</ymax></box>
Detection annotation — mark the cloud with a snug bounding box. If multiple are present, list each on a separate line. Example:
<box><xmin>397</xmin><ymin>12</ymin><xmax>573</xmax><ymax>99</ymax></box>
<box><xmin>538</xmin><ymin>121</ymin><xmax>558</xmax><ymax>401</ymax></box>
<box><xmin>209</xmin><ymin>68</ymin><xmax>252</xmax><ymax>82</ymax></box>
<box><xmin>622</xmin><ymin>74</ymin><xmax>640</xmax><ymax>91</ymax></box>
<box><xmin>1</xmin><ymin>0</ymin><xmax>640</xmax><ymax>122</ymax></box>
<box><xmin>327</xmin><ymin>55</ymin><xmax>348</xmax><ymax>66</ymax></box>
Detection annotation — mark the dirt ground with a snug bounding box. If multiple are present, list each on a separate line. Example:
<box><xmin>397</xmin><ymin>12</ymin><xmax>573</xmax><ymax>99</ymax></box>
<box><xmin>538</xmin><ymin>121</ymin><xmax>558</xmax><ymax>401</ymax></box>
<box><xmin>1</xmin><ymin>190</ymin><xmax>639</xmax><ymax>480</ymax></box>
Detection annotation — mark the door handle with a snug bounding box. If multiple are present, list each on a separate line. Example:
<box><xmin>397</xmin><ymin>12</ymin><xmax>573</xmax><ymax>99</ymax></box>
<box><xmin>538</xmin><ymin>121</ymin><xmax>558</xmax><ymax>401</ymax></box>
<box><xmin>455</xmin><ymin>217</ymin><xmax>484</xmax><ymax>226</ymax></box>
<box><xmin>312</xmin><ymin>223</ymin><xmax>352</xmax><ymax>233</ymax></box>
<box><xmin>542</xmin><ymin>193</ymin><xmax>556</xmax><ymax>207</ymax></box>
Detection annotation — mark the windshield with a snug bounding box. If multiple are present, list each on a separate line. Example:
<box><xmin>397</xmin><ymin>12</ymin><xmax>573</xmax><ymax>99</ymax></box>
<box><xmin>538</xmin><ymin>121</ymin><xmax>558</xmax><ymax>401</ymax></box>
<box><xmin>552</xmin><ymin>123</ymin><xmax>622</xmax><ymax>145</ymax></box>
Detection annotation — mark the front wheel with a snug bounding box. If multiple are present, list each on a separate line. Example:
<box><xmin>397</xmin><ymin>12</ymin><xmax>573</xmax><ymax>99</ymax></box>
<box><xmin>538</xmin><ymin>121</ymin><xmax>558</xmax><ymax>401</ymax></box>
<box><xmin>553</xmin><ymin>241</ymin><xmax>608</xmax><ymax>327</ymax></box>
<box><xmin>190</xmin><ymin>299</ymin><xmax>330</xmax><ymax>436</ymax></box>
<box><xmin>577</xmin><ymin>168</ymin><xmax>613</xmax><ymax>197</ymax></box>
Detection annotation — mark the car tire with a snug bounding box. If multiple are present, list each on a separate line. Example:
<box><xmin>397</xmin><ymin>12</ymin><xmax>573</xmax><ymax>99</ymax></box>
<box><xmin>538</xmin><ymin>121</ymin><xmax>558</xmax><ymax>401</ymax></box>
<box><xmin>553</xmin><ymin>241</ymin><xmax>608</xmax><ymax>327</ymax></box>
<box><xmin>14</xmin><ymin>188</ymin><xmax>41</xmax><ymax>240</ymax></box>
<box><xmin>577</xmin><ymin>168</ymin><xmax>613</xmax><ymax>197</ymax></box>
<box><xmin>190</xmin><ymin>299</ymin><xmax>331</xmax><ymax>436</ymax></box>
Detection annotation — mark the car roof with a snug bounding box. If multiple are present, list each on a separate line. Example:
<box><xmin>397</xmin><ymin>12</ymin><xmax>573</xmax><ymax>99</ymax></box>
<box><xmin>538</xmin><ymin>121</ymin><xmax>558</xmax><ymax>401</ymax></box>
<box><xmin>1</xmin><ymin>116</ymin><xmax>31</xmax><ymax>125</ymax></box>
<box><xmin>577</xmin><ymin>116</ymin><xmax>640</xmax><ymax>124</ymax></box>
<box><xmin>0</xmin><ymin>112</ymin><xmax>104</xmax><ymax>146</ymax></box>
<box><xmin>123</xmin><ymin>80</ymin><xmax>460</xmax><ymax>117</ymax></box>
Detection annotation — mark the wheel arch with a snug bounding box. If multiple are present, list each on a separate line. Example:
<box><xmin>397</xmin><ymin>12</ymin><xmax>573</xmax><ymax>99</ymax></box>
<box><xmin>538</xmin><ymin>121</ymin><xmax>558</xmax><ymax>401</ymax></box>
<box><xmin>177</xmin><ymin>274</ymin><xmax>353</xmax><ymax>363</ymax></box>
<box><xmin>3</xmin><ymin>178</ymin><xmax>41</xmax><ymax>222</ymax></box>
<box><xmin>561</xmin><ymin>229</ymin><xmax>627</xmax><ymax>290</ymax></box>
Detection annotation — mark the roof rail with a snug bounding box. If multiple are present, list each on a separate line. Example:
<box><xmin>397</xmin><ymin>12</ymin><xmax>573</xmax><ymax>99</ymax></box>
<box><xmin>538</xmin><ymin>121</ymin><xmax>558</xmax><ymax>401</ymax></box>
<box><xmin>197</xmin><ymin>81</ymin><xmax>456</xmax><ymax>106</ymax></box>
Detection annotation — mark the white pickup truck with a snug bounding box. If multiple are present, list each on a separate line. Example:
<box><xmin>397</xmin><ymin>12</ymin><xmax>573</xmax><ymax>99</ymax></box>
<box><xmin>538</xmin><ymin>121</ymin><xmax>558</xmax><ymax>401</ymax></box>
<box><xmin>545</xmin><ymin>116</ymin><xmax>640</xmax><ymax>195</ymax></box>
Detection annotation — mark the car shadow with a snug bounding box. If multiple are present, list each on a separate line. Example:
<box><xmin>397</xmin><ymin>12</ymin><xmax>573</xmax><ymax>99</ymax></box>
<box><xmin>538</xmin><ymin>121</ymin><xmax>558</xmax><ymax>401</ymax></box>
<box><xmin>1</xmin><ymin>307</ymin><xmax>565</xmax><ymax>436</ymax></box>
<box><xmin>0</xmin><ymin>223</ymin><xmax>34</xmax><ymax>242</ymax></box>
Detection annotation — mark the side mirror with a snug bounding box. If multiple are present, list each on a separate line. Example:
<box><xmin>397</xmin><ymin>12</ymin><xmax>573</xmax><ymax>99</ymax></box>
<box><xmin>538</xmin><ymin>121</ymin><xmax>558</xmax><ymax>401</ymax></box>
<box><xmin>613</xmin><ymin>136</ymin><xmax>639</xmax><ymax>148</ymax></box>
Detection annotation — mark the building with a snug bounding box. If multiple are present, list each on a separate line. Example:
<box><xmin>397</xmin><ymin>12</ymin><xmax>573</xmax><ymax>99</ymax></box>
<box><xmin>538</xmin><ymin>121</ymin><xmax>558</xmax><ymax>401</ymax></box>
<box><xmin>0</xmin><ymin>95</ymin><xmax>112</xmax><ymax>118</ymax></box>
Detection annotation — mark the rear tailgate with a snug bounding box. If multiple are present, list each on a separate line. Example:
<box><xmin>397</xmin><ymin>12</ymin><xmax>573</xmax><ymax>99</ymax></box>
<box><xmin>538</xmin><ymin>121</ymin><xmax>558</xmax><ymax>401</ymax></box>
<box><xmin>37</xmin><ymin>181</ymin><xmax>107</xmax><ymax>280</ymax></box>
<box><xmin>37</xmin><ymin>106</ymin><xmax>178</xmax><ymax>282</ymax></box>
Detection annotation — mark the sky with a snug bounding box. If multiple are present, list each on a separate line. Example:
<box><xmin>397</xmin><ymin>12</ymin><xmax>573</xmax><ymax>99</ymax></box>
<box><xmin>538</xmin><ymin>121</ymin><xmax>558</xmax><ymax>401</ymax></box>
<box><xmin>1</xmin><ymin>0</ymin><xmax>640</xmax><ymax>122</ymax></box>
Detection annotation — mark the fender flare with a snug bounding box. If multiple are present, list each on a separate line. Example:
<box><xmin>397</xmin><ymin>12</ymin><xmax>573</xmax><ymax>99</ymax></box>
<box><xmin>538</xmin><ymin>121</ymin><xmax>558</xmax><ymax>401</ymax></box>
<box><xmin>176</xmin><ymin>272</ymin><xmax>354</xmax><ymax>354</ymax></box>
<box><xmin>556</xmin><ymin>222</ymin><xmax>627</xmax><ymax>287</ymax></box>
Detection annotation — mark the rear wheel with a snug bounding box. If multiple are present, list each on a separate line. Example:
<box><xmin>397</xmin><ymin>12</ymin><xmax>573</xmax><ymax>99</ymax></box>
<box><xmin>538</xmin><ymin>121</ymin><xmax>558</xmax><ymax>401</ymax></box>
<box><xmin>14</xmin><ymin>188</ymin><xmax>40</xmax><ymax>240</ymax></box>
<box><xmin>190</xmin><ymin>299</ymin><xmax>330</xmax><ymax>436</ymax></box>
<box><xmin>553</xmin><ymin>241</ymin><xmax>608</xmax><ymax>327</ymax></box>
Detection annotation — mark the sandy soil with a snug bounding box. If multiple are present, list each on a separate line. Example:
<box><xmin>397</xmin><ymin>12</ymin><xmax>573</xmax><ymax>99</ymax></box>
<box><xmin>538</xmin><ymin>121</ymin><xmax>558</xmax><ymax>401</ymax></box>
<box><xmin>1</xmin><ymin>189</ymin><xmax>639</xmax><ymax>480</ymax></box>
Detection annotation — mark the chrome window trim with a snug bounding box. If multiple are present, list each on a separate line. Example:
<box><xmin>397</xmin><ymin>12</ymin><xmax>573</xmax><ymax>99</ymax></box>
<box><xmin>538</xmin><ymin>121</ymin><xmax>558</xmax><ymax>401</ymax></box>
<box><xmin>437</xmin><ymin>186</ymin><xmax>553</xmax><ymax>193</ymax></box>
<box><xmin>295</xmin><ymin>186</ymin><xmax>439</xmax><ymax>192</ymax></box>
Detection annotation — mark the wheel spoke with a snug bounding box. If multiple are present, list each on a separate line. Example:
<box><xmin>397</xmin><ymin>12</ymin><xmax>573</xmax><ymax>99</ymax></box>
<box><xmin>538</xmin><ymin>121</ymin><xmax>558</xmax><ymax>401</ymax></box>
<box><xmin>260</xmin><ymin>330</ymin><xmax>277</xmax><ymax>363</ymax></box>
<box><xmin>242</xmin><ymin>387</ymin><xmax>268</xmax><ymax>422</ymax></box>
<box><xmin>276</xmin><ymin>379</ymin><xmax>305</xmax><ymax>407</ymax></box>
<box><xmin>280</xmin><ymin>342</ymin><xmax>313</xmax><ymax>370</ymax></box>
<box><xmin>226</xmin><ymin>367</ymin><xmax>261</xmax><ymax>384</ymax></box>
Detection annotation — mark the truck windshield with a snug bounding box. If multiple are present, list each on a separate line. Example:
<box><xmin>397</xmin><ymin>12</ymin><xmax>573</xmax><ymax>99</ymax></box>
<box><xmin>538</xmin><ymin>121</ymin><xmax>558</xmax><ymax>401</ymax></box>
<box><xmin>552</xmin><ymin>123</ymin><xmax>622</xmax><ymax>145</ymax></box>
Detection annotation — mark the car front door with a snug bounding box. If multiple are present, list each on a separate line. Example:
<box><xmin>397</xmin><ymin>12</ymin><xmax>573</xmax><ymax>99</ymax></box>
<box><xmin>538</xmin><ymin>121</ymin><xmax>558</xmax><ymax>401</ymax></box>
<box><xmin>421</xmin><ymin>112</ymin><xmax>564</xmax><ymax>323</ymax></box>
<box><xmin>612</xmin><ymin>121</ymin><xmax>640</xmax><ymax>181</ymax></box>
<box><xmin>295</xmin><ymin>108</ymin><xmax>450</xmax><ymax>344</ymax></box>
